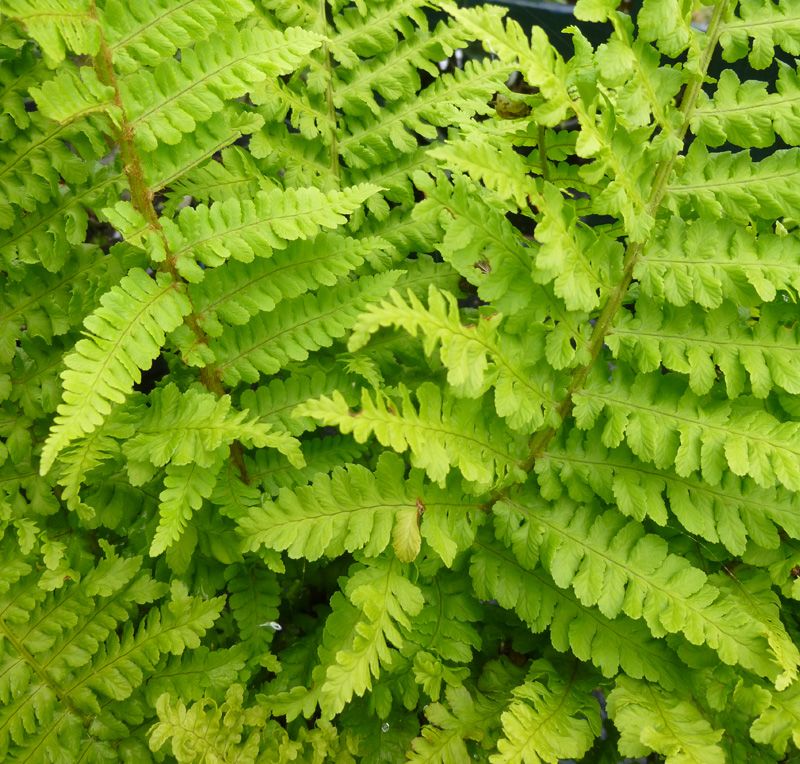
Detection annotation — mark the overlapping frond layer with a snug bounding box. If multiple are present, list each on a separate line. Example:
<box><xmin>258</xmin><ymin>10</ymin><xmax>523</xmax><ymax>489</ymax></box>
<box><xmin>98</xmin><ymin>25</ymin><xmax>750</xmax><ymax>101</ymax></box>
<box><xmin>496</xmin><ymin>492</ymin><xmax>786</xmax><ymax>681</ymax></box>
<box><xmin>297</xmin><ymin>382</ymin><xmax>528</xmax><ymax>489</ymax></box>
<box><xmin>102</xmin><ymin>0</ymin><xmax>254</xmax><ymax>73</ymax></box>
<box><xmin>491</xmin><ymin>659</ymin><xmax>601</xmax><ymax>764</ymax></box>
<box><xmin>213</xmin><ymin>272</ymin><xmax>399</xmax><ymax>384</ymax></box>
<box><xmin>349</xmin><ymin>286</ymin><xmax>559</xmax><ymax>430</ymax></box>
<box><xmin>537</xmin><ymin>429</ymin><xmax>800</xmax><ymax>554</ymax></box>
<box><xmin>40</xmin><ymin>268</ymin><xmax>190</xmax><ymax>474</ymax></box>
<box><xmin>120</xmin><ymin>25</ymin><xmax>320</xmax><ymax>151</ymax></box>
<box><xmin>575</xmin><ymin>372</ymin><xmax>800</xmax><ymax>491</ymax></box>
<box><xmin>635</xmin><ymin>215</ymin><xmax>800</xmax><ymax>308</ymax></box>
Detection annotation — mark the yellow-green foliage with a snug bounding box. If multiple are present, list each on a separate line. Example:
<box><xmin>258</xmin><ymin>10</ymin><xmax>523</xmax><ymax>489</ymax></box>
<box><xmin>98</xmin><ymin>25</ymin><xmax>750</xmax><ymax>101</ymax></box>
<box><xmin>2</xmin><ymin>0</ymin><xmax>800</xmax><ymax>761</ymax></box>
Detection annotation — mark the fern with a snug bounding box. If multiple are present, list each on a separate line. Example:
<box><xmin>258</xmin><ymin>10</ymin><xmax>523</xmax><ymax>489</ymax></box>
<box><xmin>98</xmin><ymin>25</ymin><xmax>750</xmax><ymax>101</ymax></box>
<box><xmin>5</xmin><ymin>0</ymin><xmax>800</xmax><ymax>760</ymax></box>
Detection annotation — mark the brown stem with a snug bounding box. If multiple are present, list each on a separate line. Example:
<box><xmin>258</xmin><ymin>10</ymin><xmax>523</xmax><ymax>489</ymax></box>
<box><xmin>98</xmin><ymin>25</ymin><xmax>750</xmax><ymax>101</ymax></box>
<box><xmin>90</xmin><ymin>5</ymin><xmax>249</xmax><ymax>484</ymax></box>
<box><xmin>521</xmin><ymin>1</ymin><xmax>729</xmax><ymax>473</ymax></box>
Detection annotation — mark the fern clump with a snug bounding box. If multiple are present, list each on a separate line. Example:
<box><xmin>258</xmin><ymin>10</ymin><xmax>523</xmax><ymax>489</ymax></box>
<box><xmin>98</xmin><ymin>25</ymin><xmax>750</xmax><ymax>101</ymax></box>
<box><xmin>2</xmin><ymin>0</ymin><xmax>800</xmax><ymax>760</ymax></box>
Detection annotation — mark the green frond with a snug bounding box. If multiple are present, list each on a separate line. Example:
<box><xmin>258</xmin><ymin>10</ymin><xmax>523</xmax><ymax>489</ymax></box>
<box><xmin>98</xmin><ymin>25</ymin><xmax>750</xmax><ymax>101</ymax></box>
<box><xmin>339</xmin><ymin>58</ymin><xmax>513</xmax><ymax>169</ymax></box>
<box><xmin>0</xmin><ymin>168</ymin><xmax>123</xmax><ymax>272</ymax></box>
<box><xmin>30</xmin><ymin>63</ymin><xmax>117</xmax><ymax>126</ymax></box>
<box><xmin>0</xmin><ymin>45</ymin><xmax>42</xmax><ymax>140</ymax></box>
<box><xmin>471</xmin><ymin>533</ymin><xmax>683</xmax><ymax>687</ymax></box>
<box><xmin>152</xmin><ymin>184</ymin><xmax>379</xmax><ymax>280</ymax></box>
<box><xmin>0</xmin><ymin>0</ymin><xmax>100</xmax><ymax>64</ymax></box>
<box><xmin>576</xmin><ymin>371</ymin><xmax>800</xmax><ymax>492</ymax></box>
<box><xmin>120</xmin><ymin>24</ymin><xmax>321</xmax><ymax>151</ymax></box>
<box><xmin>750</xmin><ymin>680</ymin><xmax>800</xmax><ymax>755</ymax></box>
<box><xmin>144</xmin><ymin>646</ymin><xmax>246</xmax><ymax>707</ymax></box>
<box><xmin>711</xmin><ymin>568</ymin><xmax>800</xmax><ymax>690</ymax></box>
<box><xmin>691</xmin><ymin>65</ymin><xmax>800</xmax><ymax>149</ymax></box>
<box><xmin>413</xmin><ymin>173</ymin><xmax>538</xmax><ymax>314</ymax></box>
<box><xmin>328</xmin><ymin>0</ymin><xmax>429</xmax><ymax>68</ymax></box>
<box><xmin>122</xmin><ymin>383</ymin><xmax>303</xmax><ymax>470</ymax></box>
<box><xmin>608</xmin><ymin>299</ymin><xmax>800</xmax><ymax>397</ymax></box>
<box><xmin>607</xmin><ymin>677</ymin><xmax>725</xmax><ymax>764</ymax></box>
<box><xmin>668</xmin><ymin>145</ymin><xmax>800</xmax><ymax>223</ymax></box>
<box><xmin>40</xmin><ymin>268</ymin><xmax>191</xmax><ymax>475</ymax></box>
<box><xmin>150</xmin><ymin>454</ymin><xmax>225</xmax><ymax>557</ymax></box>
<box><xmin>144</xmin><ymin>108</ymin><xmax>265</xmax><ymax>193</ymax></box>
<box><xmin>409</xmin><ymin>684</ymin><xmax>500</xmax><ymax>764</ymax></box>
<box><xmin>190</xmin><ymin>232</ymin><xmax>371</xmax><ymax>334</ymax></box>
<box><xmin>0</xmin><ymin>111</ymin><xmax>104</xmax><ymax>222</ymax></box>
<box><xmin>224</xmin><ymin>563</ymin><xmax>280</xmax><ymax>666</ymax></box>
<box><xmin>161</xmin><ymin>145</ymin><xmax>273</xmax><ymax>215</ymax></box>
<box><xmin>296</xmin><ymin>382</ymin><xmax>528</xmax><ymax>489</ymax></box>
<box><xmin>240</xmin><ymin>453</ymin><xmax>450</xmax><ymax>563</ymax></box>
<box><xmin>496</xmin><ymin>491</ymin><xmax>781</xmax><ymax>679</ymax></box>
<box><xmin>317</xmin><ymin>557</ymin><xmax>424</xmax><ymax>719</ymax></box>
<box><xmin>213</xmin><ymin>272</ymin><xmax>399</xmax><ymax>385</ymax></box>
<box><xmin>246</xmin><ymin>434</ymin><xmax>367</xmax><ymax>496</ymax></box>
<box><xmin>635</xmin><ymin>215</ymin><xmax>800</xmax><ymax>308</ymax></box>
<box><xmin>149</xmin><ymin>684</ymin><xmax>266</xmax><ymax>763</ymax></box>
<box><xmin>492</xmin><ymin>658</ymin><xmax>601</xmax><ymax>764</ymax></box>
<box><xmin>102</xmin><ymin>0</ymin><xmax>255</xmax><ymax>73</ymax></box>
<box><xmin>334</xmin><ymin>19</ymin><xmax>469</xmax><ymax>118</ymax></box>
<box><xmin>349</xmin><ymin>286</ymin><xmax>558</xmax><ymax>431</ymax></box>
<box><xmin>720</xmin><ymin>0</ymin><xmax>800</xmax><ymax>69</ymax></box>
<box><xmin>239</xmin><ymin>369</ymin><xmax>357</xmax><ymax>436</ymax></box>
<box><xmin>538</xmin><ymin>429</ymin><xmax>800</xmax><ymax>555</ymax></box>
<box><xmin>0</xmin><ymin>247</ymin><xmax>122</xmax><ymax>365</ymax></box>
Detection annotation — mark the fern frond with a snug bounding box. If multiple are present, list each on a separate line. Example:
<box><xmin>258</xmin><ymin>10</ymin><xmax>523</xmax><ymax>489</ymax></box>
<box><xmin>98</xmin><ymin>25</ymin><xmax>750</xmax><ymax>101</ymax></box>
<box><xmin>668</xmin><ymin>145</ymin><xmax>800</xmax><ymax>223</ymax></box>
<box><xmin>239</xmin><ymin>369</ymin><xmax>357</xmax><ymax>436</ymax></box>
<box><xmin>154</xmin><ymin>184</ymin><xmax>378</xmax><ymax>280</ymax></box>
<box><xmin>30</xmin><ymin>63</ymin><xmax>117</xmax><ymax>126</ymax></box>
<box><xmin>102</xmin><ymin>0</ymin><xmax>254</xmax><ymax>73</ymax></box>
<box><xmin>720</xmin><ymin>0</ymin><xmax>800</xmax><ymax>69</ymax></box>
<box><xmin>750</xmin><ymin>680</ymin><xmax>800</xmax><ymax>755</ymax></box>
<box><xmin>120</xmin><ymin>25</ymin><xmax>320</xmax><ymax>151</ymax></box>
<box><xmin>297</xmin><ymin>382</ymin><xmax>528</xmax><ymax>489</ymax></box>
<box><xmin>576</xmin><ymin>371</ymin><xmax>800</xmax><ymax>492</ymax></box>
<box><xmin>691</xmin><ymin>65</ymin><xmax>800</xmax><ymax>149</ymax></box>
<box><xmin>497</xmin><ymin>492</ymin><xmax>780</xmax><ymax>679</ymax></box>
<box><xmin>213</xmin><ymin>272</ymin><xmax>399</xmax><ymax>385</ymax></box>
<box><xmin>0</xmin><ymin>168</ymin><xmax>123</xmax><ymax>272</ymax></box>
<box><xmin>317</xmin><ymin>557</ymin><xmax>424</xmax><ymax>719</ymax></box>
<box><xmin>149</xmin><ymin>684</ymin><xmax>266</xmax><ymax>763</ymax></box>
<box><xmin>0</xmin><ymin>247</ymin><xmax>122</xmax><ymax>365</ymax></box>
<box><xmin>224</xmin><ymin>563</ymin><xmax>280</xmax><ymax>666</ymax></box>
<box><xmin>538</xmin><ymin>429</ymin><xmax>800</xmax><ymax>555</ymax></box>
<box><xmin>150</xmin><ymin>457</ymin><xmax>224</xmax><ymax>557</ymax></box>
<box><xmin>161</xmin><ymin>145</ymin><xmax>273</xmax><ymax>215</ymax></box>
<box><xmin>339</xmin><ymin>58</ymin><xmax>513</xmax><ymax>169</ymax></box>
<box><xmin>122</xmin><ymin>383</ymin><xmax>303</xmax><ymax>470</ymax></box>
<box><xmin>334</xmin><ymin>19</ymin><xmax>469</xmax><ymax>118</ymax></box>
<box><xmin>607</xmin><ymin>677</ymin><xmax>725</xmax><ymax>764</ymax></box>
<box><xmin>608</xmin><ymin>299</ymin><xmax>800</xmax><ymax>397</ymax></box>
<box><xmin>471</xmin><ymin>534</ymin><xmax>682</xmax><ymax>687</ymax></box>
<box><xmin>409</xmin><ymin>684</ymin><xmax>500</xmax><ymax>764</ymax></box>
<box><xmin>349</xmin><ymin>286</ymin><xmax>558</xmax><ymax>430</ymax></box>
<box><xmin>1</xmin><ymin>0</ymin><xmax>100</xmax><ymax>64</ymax></box>
<box><xmin>40</xmin><ymin>268</ymin><xmax>191</xmax><ymax>475</ymax></box>
<box><xmin>190</xmin><ymin>232</ymin><xmax>371</xmax><ymax>334</ymax></box>
<box><xmin>413</xmin><ymin>173</ymin><xmax>538</xmax><ymax>314</ymax></box>
<box><xmin>0</xmin><ymin>112</ymin><xmax>102</xmax><ymax>221</ymax></box>
<box><xmin>144</xmin><ymin>108</ymin><xmax>264</xmax><ymax>193</ymax></box>
<box><xmin>492</xmin><ymin>658</ymin><xmax>601</xmax><ymax>764</ymax></box>
<box><xmin>635</xmin><ymin>216</ymin><xmax>800</xmax><ymax>308</ymax></box>
<box><xmin>246</xmin><ymin>434</ymin><xmax>367</xmax><ymax>496</ymax></box>
<box><xmin>240</xmin><ymin>453</ymin><xmax>454</xmax><ymax>563</ymax></box>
